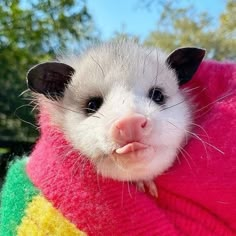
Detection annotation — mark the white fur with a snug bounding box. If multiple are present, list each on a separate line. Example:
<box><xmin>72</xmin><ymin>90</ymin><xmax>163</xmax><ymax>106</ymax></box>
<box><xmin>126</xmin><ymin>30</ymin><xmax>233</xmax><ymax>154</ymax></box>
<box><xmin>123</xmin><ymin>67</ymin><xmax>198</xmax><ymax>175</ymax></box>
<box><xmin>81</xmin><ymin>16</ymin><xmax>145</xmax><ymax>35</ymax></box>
<box><xmin>40</xmin><ymin>40</ymin><xmax>192</xmax><ymax>182</ymax></box>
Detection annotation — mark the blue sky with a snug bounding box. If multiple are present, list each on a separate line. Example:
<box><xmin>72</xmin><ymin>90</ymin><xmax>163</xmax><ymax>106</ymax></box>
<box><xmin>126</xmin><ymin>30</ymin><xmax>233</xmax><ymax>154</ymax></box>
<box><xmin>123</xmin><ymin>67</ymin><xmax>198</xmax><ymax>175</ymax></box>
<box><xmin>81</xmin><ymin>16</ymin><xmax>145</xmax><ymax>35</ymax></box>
<box><xmin>87</xmin><ymin>0</ymin><xmax>226</xmax><ymax>41</ymax></box>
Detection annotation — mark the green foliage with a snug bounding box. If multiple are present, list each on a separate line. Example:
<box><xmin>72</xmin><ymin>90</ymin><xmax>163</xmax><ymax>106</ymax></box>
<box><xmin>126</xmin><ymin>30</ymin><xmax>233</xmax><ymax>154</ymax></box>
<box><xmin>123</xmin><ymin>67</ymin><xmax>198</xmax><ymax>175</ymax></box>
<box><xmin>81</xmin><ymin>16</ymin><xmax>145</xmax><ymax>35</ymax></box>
<box><xmin>220</xmin><ymin>0</ymin><xmax>236</xmax><ymax>33</ymax></box>
<box><xmin>0</xmin><ymin>0</ymin><xmax>96</xmax><ymax>142</ymax></box>
<box><xmin>144</xmin><ymin>0</ymin><xmax>236</xmax><ymax>60</ymax></box>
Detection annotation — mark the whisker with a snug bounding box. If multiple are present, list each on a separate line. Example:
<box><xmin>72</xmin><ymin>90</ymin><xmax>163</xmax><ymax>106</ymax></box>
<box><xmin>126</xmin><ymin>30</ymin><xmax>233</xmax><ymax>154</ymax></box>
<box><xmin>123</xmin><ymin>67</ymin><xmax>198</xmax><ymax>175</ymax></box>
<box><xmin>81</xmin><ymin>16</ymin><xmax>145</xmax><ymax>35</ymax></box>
<box><xmin>169</xmin><ymin>119</ymin><xmax>209</xmax><ymax>157</ymax></box>
<box><xmin>149</xmin><ymin>88</ymin><xmax>155</xmax><ymax>107</ymax></box>
<box><xmin>187</xmin><ymin>129</ymin><xmax>224</xmax><ymax>155</ymax></box>
<box><xmin>189</xmin><ymin>122</ymin><xmax>209</xmax><ymax>140</ymax></box>
<box><xmin>80</xmin><ymin>155</ymin><xmax>91</xmax><ymax>179</ymax></box>
<box><xmin>96</xmin><ymin>164</ymin><xmax>102</xmax><ymax>193</ymax></box>
<box><xmin>147</xmin><ymin>99</ymin><xmax>186</xmax><ymax>117</ymax></box>
<box><xmin>195</xmin><ymin>91</ymin><xmax>234</xmax><ymax>114</ymax></box>
<box><xmin>160</xmin><ymin>100</ymin><xmax>186</xmax><ymax>112</ymax></box>
<box><xmin>42</xmin><ymin>100</ymin><xmax>105</xmax><ymax>118</ymax></box>
<box><xmin>177</xmin><ymin>146</ymin><xmax>194</xmax><ymax>171</ymax></box>
<box><xmin>149</xmin><ymin>49</ymin><xmax>159</xmax><ymax>107</ymax></box>
<box><xmin>14</xmin><ymin>104</ymin><xmax>38</xmax><ymax>129</ymax></box>
<box><xmin>175</xmin><ymin>154</ymin><xmax>182</xmax><ymax>165</ymax></box>
<box><xmin>167</xmin><ymin>119</ymin><xmax>224</xmax><ymax>161</ymax></box>
<box><xmin>127</xmin><ymin>180</ymin><xmax>133</xmax><ymax>198</ymax></box>
<box><xmin>19</xmin><ymin>89</ymin><xmax>31</xmax><ymax>97</ymax></box>
<box><xmin>143</xmin><ymin>48</ymin><xmax>153</xmax><ymax>75</ymax></box>
<box><xmin>182</xmin><ymin>86</ymin><xmax>202</xmax><ymax>93</ymax></box>
<box><xmin>71</xmin><ymin>156</ymin><xmax>82</xmax><ymax>176</ymax></box>
<box><xmin>90</xmin><ymin>55</ymin><xmax>105</xmax><ymax>78</ymax></box>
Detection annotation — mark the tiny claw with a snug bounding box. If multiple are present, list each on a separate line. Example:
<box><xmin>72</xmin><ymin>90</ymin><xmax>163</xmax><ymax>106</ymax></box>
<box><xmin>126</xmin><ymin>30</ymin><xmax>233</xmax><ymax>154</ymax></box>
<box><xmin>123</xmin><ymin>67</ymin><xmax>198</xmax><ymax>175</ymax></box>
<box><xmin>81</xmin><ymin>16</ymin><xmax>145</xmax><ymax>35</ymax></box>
<box><xmin>136</xmin><ymin>180</ymin><xmax>158</xmax><ymax>198</ymax></box>
<box><xmin>145</xmin><ymin>180</ymin><xmax>158</xmax><ymax>198</ymax></box>
<box><xmin>136</xmin><ymin>181</ymin><xmax>145</xmax><ymax>192</ymax></box>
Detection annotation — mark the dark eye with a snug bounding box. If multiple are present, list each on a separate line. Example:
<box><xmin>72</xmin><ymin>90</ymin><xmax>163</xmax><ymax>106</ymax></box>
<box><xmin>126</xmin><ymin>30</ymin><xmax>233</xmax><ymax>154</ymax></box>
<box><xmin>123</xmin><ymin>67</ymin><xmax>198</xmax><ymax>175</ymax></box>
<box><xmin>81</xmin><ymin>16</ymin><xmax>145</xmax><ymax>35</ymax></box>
<box><xmin>85</xmin><ymin>97</ymin><xmax>103</xmax><ymax>115</ymax></box>
<box><xmin>148</xmin><ymin>87</ymin><xmax>166</xmax><ymax>105</ymax></box>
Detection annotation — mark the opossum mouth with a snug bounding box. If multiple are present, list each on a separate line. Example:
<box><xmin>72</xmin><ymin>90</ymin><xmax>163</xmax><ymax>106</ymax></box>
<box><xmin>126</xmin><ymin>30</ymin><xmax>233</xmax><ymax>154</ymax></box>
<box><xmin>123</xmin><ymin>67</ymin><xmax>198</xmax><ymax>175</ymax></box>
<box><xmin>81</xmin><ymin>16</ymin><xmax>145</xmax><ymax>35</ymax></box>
<box><xmin>115</xmin><ymin>142</ymin><xmax>149</xmax><ymax>155</ymax></box>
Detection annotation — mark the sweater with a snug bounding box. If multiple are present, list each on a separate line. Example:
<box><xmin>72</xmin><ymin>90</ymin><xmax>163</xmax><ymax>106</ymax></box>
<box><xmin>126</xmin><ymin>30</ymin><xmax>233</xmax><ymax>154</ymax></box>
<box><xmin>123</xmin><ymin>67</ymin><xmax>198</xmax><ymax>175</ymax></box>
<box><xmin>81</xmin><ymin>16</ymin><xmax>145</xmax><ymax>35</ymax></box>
<box><xmin>1</xmin><ymin>60</ymin><xmax>236</xmax><ymax>236</ymax></box>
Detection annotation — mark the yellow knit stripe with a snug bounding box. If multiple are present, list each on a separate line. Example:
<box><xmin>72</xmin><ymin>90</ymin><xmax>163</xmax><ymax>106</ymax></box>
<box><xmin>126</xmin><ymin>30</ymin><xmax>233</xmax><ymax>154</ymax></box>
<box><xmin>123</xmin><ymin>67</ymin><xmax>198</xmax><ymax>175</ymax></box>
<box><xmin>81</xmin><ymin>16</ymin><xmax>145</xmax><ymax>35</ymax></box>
<box><xmin>17</xmin><ymin>195</ymin><xmax>86</xmax><ymax>236</ymax></box>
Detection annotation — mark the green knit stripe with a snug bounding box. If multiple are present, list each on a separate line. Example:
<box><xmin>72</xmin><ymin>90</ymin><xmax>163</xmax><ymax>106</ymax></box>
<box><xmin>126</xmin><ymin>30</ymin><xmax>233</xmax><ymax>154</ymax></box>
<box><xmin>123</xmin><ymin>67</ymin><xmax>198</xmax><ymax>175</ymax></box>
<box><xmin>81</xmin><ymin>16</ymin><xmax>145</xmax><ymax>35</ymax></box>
<box><xmin>0</xmin><ymin>158</ymin><xmax>39</xmax><ymax>236</ymax></box>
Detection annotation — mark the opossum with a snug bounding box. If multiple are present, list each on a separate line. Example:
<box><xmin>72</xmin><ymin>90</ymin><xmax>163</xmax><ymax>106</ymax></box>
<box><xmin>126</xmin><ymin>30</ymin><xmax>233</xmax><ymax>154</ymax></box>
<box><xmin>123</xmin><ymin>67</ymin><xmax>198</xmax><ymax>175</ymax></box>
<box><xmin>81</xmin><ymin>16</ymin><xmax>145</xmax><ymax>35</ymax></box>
<box><xmin>27</xmin><ymin>40</ymin><xmax>205</xmax><ymax>197</ymax></box>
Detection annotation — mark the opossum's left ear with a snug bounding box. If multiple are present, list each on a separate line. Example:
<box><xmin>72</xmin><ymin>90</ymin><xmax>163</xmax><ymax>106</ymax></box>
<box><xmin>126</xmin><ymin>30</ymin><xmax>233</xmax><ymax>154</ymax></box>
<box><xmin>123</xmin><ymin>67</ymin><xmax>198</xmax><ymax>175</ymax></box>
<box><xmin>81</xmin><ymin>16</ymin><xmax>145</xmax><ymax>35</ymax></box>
<box><xmin>27</xmin><ymin>62</ymin><xmax>75</xmax><ymax>100</ymax></box>
<box><xmin>166</xmin><ymin>47</ymin><xmax>206</xmax><ymax>86</ymax></box>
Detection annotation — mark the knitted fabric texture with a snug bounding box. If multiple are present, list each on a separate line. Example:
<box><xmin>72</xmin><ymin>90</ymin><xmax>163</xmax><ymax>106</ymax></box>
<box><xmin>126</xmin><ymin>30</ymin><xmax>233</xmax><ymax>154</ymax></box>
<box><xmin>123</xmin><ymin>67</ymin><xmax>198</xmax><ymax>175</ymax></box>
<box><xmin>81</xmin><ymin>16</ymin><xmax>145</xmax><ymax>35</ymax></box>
<box><xmin>0</xmin><ymin>159</ymin><xmax>85</xmax><ymax>236</ymax></box>
<box><xmin>1</xmin><ymin>60</ymin><xmax>236</xmax><ymax>235</ymax></box>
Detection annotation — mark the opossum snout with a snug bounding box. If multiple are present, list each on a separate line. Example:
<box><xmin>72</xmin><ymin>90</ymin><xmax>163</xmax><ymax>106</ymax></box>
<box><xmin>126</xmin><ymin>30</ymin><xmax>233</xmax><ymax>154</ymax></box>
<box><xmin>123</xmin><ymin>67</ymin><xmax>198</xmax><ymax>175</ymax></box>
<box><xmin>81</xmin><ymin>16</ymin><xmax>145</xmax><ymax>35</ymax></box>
<box><xmin>110</xmin><ymin>113</ymin><xmax>152</xmax><ymax>145</ymax></box>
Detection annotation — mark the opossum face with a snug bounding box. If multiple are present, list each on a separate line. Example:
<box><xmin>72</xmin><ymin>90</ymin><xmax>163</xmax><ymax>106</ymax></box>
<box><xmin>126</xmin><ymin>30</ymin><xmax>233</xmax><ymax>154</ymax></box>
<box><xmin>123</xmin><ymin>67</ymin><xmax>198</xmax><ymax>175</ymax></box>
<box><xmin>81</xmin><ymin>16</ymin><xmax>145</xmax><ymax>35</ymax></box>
<box><xmin>27</xmin><ymin>41</ymin><xmax>205</xmax><ymax>181</ymax></box>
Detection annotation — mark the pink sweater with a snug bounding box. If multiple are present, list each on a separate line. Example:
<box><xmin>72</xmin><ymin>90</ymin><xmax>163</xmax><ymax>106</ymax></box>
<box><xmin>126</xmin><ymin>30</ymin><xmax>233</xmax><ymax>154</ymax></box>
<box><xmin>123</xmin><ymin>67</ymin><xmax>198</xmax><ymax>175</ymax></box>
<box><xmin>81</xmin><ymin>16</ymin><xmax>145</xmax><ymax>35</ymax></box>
<box><xmin>27</xmin><ymin>60</ymin><xmax>236</xmax><ymax>235</ymax></box>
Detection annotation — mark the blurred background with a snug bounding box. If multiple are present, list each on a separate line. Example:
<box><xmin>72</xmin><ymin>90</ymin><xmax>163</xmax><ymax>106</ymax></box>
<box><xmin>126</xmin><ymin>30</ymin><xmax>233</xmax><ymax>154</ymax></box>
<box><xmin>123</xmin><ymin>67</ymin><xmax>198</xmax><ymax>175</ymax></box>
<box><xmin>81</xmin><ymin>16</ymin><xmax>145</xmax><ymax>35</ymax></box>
<box><xmin>0</xmin><ymin>0</ymin><xmax>235</xmax><ymax>186</ymax></box>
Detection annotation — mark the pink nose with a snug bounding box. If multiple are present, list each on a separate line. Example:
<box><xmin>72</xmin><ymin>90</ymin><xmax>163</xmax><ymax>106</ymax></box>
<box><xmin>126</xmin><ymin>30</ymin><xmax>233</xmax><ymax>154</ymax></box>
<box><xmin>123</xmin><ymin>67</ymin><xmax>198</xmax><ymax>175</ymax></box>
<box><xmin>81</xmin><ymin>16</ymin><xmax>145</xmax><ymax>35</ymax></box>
<box><xmin>111</xmin><ymin>114</ymin><xmax>151</xmax><ymax>144</ymax></box>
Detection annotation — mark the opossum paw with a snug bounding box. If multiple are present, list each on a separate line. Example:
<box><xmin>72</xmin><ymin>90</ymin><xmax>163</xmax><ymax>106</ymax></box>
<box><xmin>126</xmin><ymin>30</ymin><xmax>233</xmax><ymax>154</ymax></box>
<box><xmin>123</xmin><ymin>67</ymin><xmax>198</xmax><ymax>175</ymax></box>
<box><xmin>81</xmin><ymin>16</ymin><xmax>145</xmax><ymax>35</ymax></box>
<box><xmin>136</xmin><ymin>180</ymin><xmax>158</xmax><ymax>198</ymax></box>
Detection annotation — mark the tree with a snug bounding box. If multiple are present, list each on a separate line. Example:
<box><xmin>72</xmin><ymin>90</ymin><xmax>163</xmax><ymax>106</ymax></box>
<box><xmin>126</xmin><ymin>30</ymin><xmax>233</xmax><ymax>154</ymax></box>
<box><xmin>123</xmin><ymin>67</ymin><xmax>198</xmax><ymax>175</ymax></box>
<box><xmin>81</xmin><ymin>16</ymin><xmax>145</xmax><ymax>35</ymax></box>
<box><xmin>220</xmin><ymin>0</ymin><xmax>236</xmax><ymax>33</ymax></box>
<box><xmin>143</xmin><ymin>0</ymin><xmax>236</xmax><ymax>60</ymax></box>
<box><xmin>0</xmin><ymin>0</ymin><xmax>96</xmax><ymax>143</ymax></box>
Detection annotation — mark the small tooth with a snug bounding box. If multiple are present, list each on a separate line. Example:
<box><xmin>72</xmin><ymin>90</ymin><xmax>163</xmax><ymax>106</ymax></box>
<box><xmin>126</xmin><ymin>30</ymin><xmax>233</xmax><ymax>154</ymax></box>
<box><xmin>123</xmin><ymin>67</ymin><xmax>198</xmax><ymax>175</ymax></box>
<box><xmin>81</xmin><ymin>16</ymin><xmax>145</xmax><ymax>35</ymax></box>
<box><xmin>115</xmin><ymin>148</ymin><xmax>123</xmax><ymax>154</ymax></box>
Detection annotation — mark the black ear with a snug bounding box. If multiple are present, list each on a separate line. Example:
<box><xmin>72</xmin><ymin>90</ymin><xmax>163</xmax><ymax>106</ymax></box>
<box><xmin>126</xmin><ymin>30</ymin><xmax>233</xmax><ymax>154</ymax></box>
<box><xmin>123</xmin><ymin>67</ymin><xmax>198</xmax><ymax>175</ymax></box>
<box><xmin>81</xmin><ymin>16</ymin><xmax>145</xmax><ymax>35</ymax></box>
<box><xmin>27</xmin><ymin>62</ymin><xmax>75</xmax><ymax>100</ymax></box>
<box><xmin>166</xmin><ymin>47</ymin><xmax>206</xmax><ymax>86</ymax></box>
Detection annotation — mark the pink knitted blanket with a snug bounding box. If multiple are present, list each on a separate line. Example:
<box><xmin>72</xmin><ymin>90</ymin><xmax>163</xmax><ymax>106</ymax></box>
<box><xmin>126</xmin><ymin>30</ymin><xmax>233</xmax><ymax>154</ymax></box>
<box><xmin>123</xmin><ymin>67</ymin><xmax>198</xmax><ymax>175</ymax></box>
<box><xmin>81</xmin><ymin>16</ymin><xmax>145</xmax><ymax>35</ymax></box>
<box><xmin>26</xmin><ymin>60</ymin><xmax>236</xmax><ymax>235</ymax></box>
